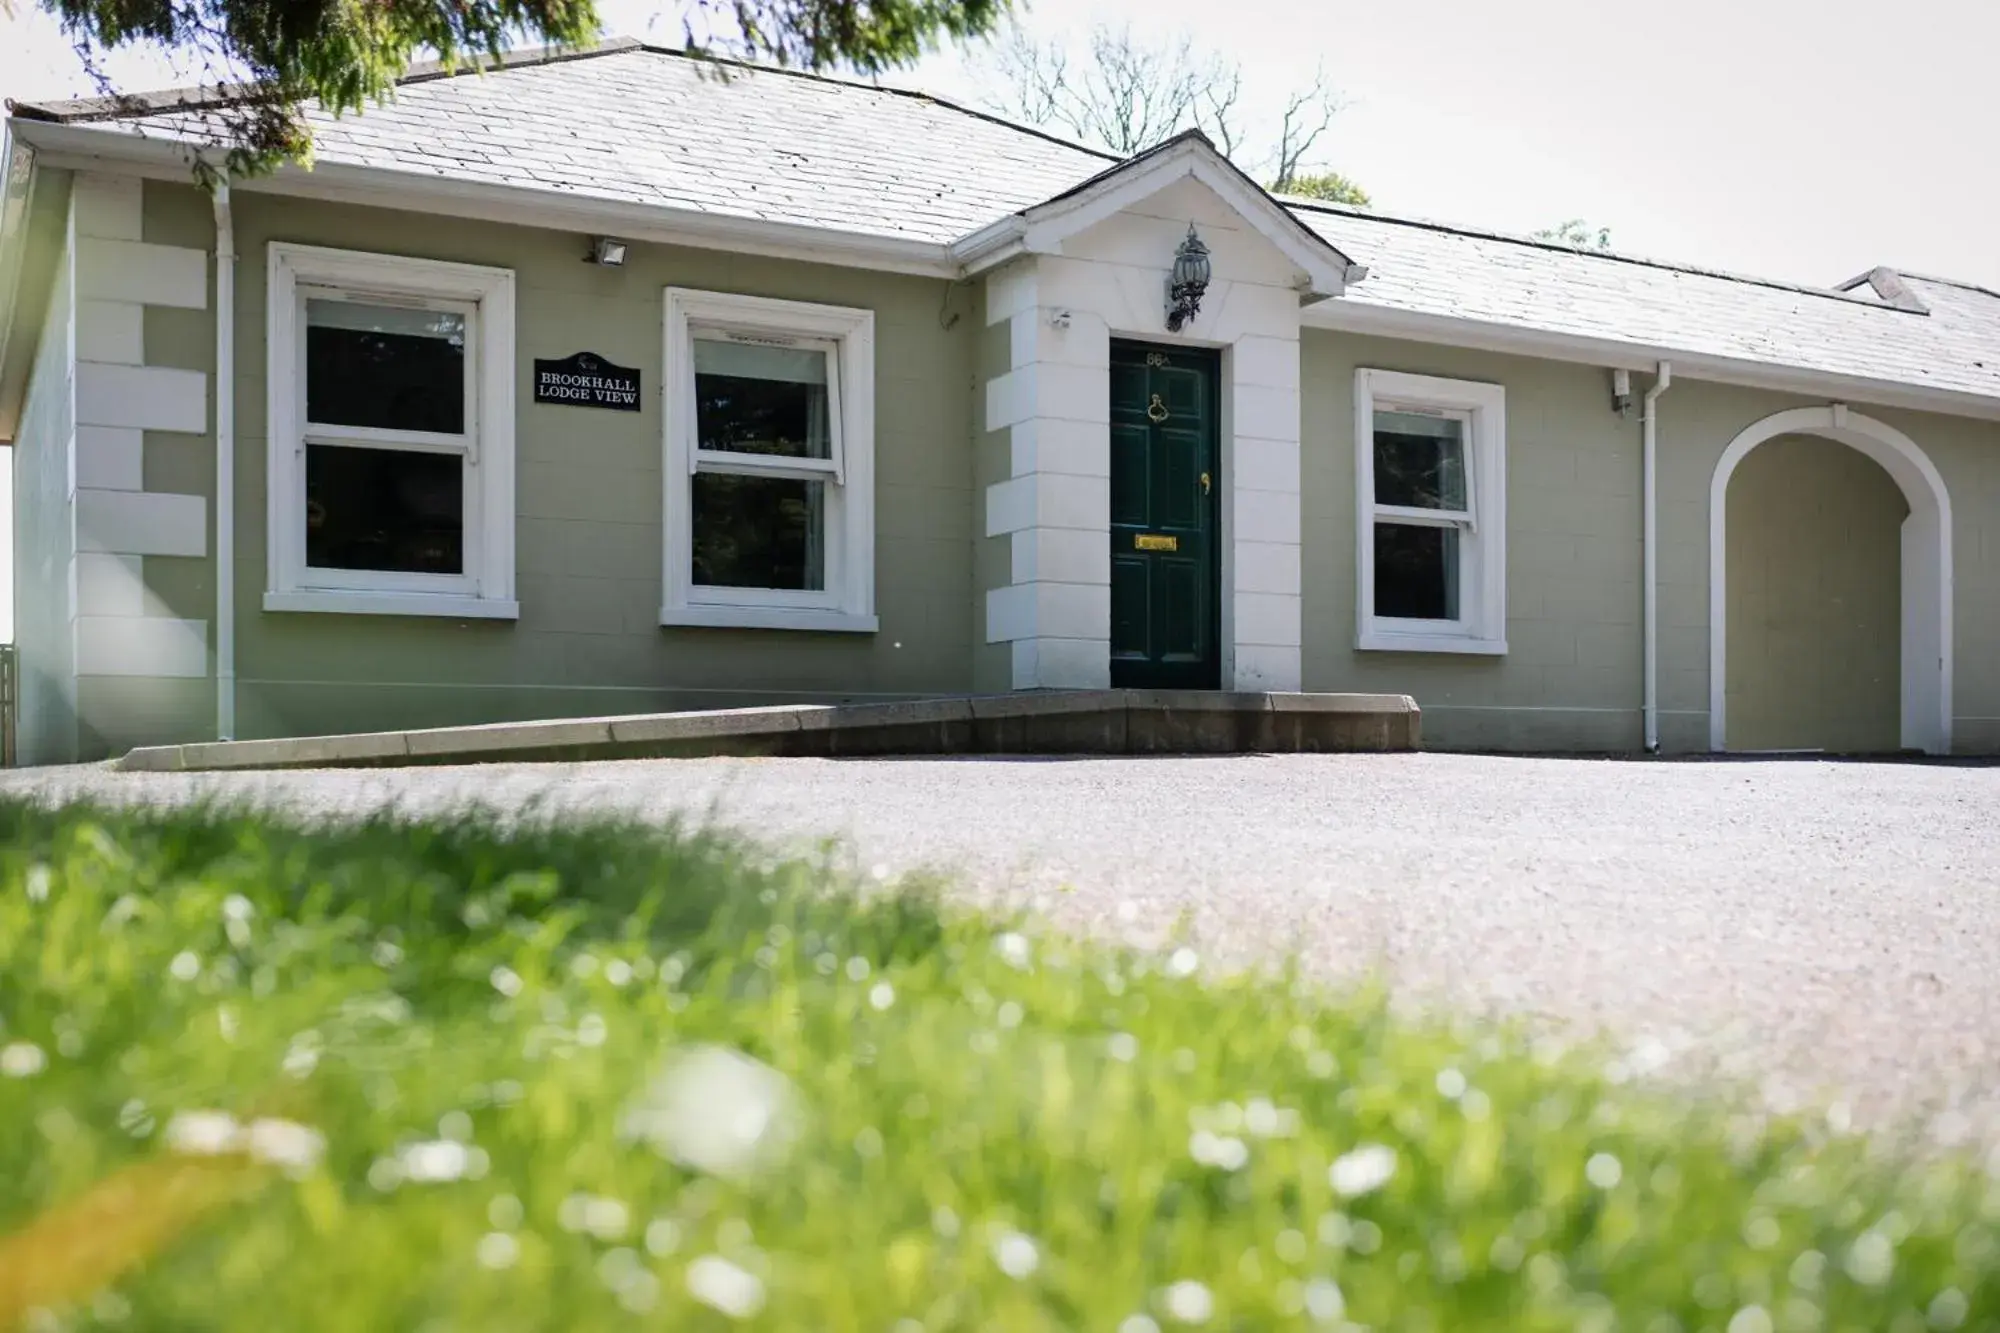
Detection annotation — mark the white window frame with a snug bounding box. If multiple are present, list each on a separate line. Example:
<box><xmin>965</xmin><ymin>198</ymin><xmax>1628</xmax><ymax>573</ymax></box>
<box><xmin>265</xmin><ymin>242</ymin><xmax>518</xmax><ymax>620</ymax></box>
<box><xmin>1354</xmin><ymin>368</ymin><xmax>1507</xmax><ymax>655</ymax></box>
<box><xmin>662</xmin><ymin>288</ymin><xmax>877</xmax><ymax>633</ymax></box>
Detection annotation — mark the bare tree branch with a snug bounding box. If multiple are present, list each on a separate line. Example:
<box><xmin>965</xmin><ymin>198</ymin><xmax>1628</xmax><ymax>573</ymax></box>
<box><xmin>1193</xmin><ymin>63</ymin><xmax>1242</xmax><ymax>158</ymax></box>
<box><xmin>1269</xmin><ymin>65</ymin><xmax>1341</xmax><ymax>192</ymax></box>
<box><xmin>984</xmin><ymin>27</ymin><xmax>1363</xmax><ymax>200</ymax></box>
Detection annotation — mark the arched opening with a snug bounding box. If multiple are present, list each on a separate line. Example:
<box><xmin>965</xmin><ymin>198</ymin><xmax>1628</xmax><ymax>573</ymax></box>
<box><xmin>1725</xmin><ymin>437</ymin><xmax>1905</xmax><ymax>750</ymax></box>
<box><xmin>1708</xmin><ymin>406</ymin><xmax>1953</xmax><ymax>755</ymax></box>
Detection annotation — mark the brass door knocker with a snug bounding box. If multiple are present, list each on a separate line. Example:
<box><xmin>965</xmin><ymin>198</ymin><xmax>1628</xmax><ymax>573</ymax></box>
<box><xmin>1146</xmin><ymin>393</ymin><xmax>1170</xmax><ymax>423</ymax></box>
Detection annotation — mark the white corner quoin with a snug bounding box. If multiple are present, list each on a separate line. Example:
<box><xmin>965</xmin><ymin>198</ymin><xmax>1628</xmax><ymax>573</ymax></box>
<box><xmin>972</xmin><ymin>138</ymin><xmax>1356</xmax><ymax>692</ymax></box>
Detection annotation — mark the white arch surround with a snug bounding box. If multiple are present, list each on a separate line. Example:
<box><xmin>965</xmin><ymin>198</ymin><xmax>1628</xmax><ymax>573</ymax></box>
<box><xmin>1708</xmin><ymin>405</ymin><xmax>1954</xmax><ymax>754</ymax></box>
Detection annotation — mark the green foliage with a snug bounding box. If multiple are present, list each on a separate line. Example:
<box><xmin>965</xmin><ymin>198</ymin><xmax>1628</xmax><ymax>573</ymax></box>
<box><xmin>1535</xmin><ymin>218</ymin><xmax>1613</xmax><ymax>252</ymax></box>
<box><xmin>1275</xmin><ymin>171</ymin><xmax>1370</xmax><ymax>207</ymax></box>
<box><xmin>2</xmin><ymin>799</ymin><xmax>1997</xmax><ymax>1330</ymax></box>
<box><xmin>37</xmin><ymin>0</ymin><xmax>1011</xmax><ymax>181</ymax></box>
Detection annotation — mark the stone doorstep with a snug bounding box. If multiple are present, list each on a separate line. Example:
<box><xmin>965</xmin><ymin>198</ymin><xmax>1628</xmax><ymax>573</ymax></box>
<box><xmin>116</xmin><ymin>691</ymin><xmax>1420</xmax><ymax>772</ymax></box>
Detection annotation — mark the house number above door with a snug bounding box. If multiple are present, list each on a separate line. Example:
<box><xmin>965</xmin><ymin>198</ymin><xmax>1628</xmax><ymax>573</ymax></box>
<box><xmin>1147</xmin><ymin>393</ymin><xmax>1170</xmax><ymax>423</ymax></box>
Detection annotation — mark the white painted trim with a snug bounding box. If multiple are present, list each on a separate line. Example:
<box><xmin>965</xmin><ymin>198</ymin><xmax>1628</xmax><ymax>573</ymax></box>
<box><xmin>953</xmin><ymin>137</ymin><xmax>1352</xmax><ymax>299</ymax></box>
<box><xmin>75</xmin><ymin>361</ymin><xmax>206</xmax><ymax>432</ymax></box>
<box><xmin>75</xmin><ymin>299</ymin><xmax>142</xmax><ymax>364</ymax></box>
<box><xmin>659</xmin><ymin>605</ymin><xmax>880</xmax><ymax>633</ymax></box>
<box><xmin>661</xmin><ymin>287</ymin><xmax>876</xmax><ymax>632</ymax></box>
<box><xmin>265</xmin><ymin>242</ymin><xmax>517</xmax><ymax>612</ymax></box>
<box><xmin>76</xmin><ymin>614</ymin><xmax>208</xmax><ymax>676</ymax></box>
<box><xmin>1353</xmin><ymin>368</ymin><xmax>1507</xmax><ymax>654</ymax></box>
<box><xmin>24</xmin><ymin>122</ymin><xmax>2000</xmax><ymax>429</ymax></box>
<box><xmin>75</xmin><ymin>237</ymin><xmax>208</xmax><ymax>309</ymax></box>
<box><xmin>69</xmin><ymin>171</ymin><xmax>141</xmax><ymax>240</ymax></box>
<box><xmin>1707</xmin><ymin>404</ymin><xmax>1953</xmax><ymax>755</ymax></box>
<box><xmin>214</xmin><ymin>184</ymin><xmax>236</xmax><ymax>739</ymax></box>
<box><xmin>77</xmin><ymin>552</ymin><xmax>146</xmax><ymax>616</ymax></box>
<box><xmin>262</xmin><ymin>589</ymin><xmax>521</xmax><ymax>620</ymax></box>
<box><xmin>16</xmin><ymin>121</ymin><xmax>958</xmax><ymax>278</ymax></box>
<box><xmin>1357</xmin><ymin>631</ymin><xmax>1509</xmax><ymax>656</ymax></box>
<box><xmin>77</xmin><ymin>487</ymin><xmax>206</xmax><ymax>557</ymax></box>
<box><xmin>75</xmin><ymin>425</ymin><xmax>143</xmax><ymax>490</ymax></box>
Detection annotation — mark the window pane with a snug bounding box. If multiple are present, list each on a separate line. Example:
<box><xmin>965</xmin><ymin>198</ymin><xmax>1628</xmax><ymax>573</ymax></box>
<box><xmin>306</xmin><ymin>299</ymin><xmax>466</xmax><ymax>434</ymax></box>
<box><xmin>694</xmin><ymin>337</ymin><xmax>831</xmax><ymax>460</ymax></box>
<box><xmin>692</xmin><ymin>472</ymin><xmax>825</xmax><ymax>591</ymax></box>
<box><xmin>306</xmin><ymin>443</ymin><xmax>464</xmax><ymax>574</ymax></box>
<box><xmin>1374</xmin><ymin>410</ymin><xmax>1467</xmax><ymax>510</ymax></box>
<box><xmin>1374</xmin><ymin>521</ymin><xmax>1459</xmax><ymax>621</ymax></box>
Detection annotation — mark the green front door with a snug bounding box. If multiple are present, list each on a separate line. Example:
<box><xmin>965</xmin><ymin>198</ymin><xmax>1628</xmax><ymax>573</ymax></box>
<box><xmin>1109</xmin><ymin>341</ymin><xmax>1220</xmax><ymax>689</ymax></box>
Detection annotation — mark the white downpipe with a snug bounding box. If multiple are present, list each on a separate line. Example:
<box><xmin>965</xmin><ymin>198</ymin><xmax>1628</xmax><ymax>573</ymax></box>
<box><xmin>1641</xmin><ymin>361</ymin><xmax>1672</xmax><ymax>753</ymax></box>
<box><xmin>213</xmin><ymin>185</ymin><xmax>236</xmax><ymax>740</ymax></box>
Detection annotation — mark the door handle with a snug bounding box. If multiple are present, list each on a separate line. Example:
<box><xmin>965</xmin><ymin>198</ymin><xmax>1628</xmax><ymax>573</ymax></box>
<box><xmin>1200</xmin><ymin>471</ymin><xmax>1211</xmax><ymax>495</ymax></box>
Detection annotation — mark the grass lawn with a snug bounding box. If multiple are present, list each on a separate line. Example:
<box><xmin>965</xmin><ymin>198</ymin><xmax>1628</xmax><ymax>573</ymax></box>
<box><xmin>1</xmin><ymin>799</ymin><xmax>1996</xmax><ymax>1332</ymax></box>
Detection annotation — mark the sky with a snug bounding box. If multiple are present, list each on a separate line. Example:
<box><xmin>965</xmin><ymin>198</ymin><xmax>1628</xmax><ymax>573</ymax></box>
<box><xmin>2</xmin><ymin>0</ymin><xmax>1996</xmax><ymax>641</ymax></box>
<box><xmin>4</xmin><ymin>0</ymin><xmax>1997</xmax><ymax>289</ymax></box>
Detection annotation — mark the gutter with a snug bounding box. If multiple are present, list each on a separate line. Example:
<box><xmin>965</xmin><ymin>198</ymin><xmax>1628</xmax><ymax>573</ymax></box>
<box><xmin>1641</xmin><ymin>362</ymin><xmax>1672</xmax><ymax>753</ymax></box>
<box><xmin>8</xmin><ymin>120</ymin><xmax>960</xmax><ymax>279</ymax></box>
<box><xmin>1305</xmin><ymin>295</ymin><xmax>2000</xmax><ymax>425</ymax></box>
<box><xmin>950</xmin><ymin>216</ymin><xmax>1030</xmax><ymax>274</ymax></box>
<box><xmin>213</xmin><ymin>184</ymin><xmax>236</xmax><ymax>739</ymax></box>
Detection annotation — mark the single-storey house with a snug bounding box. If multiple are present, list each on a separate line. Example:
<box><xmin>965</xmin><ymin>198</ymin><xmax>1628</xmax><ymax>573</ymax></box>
<box><xmin>2</xmin><ymin>39</ymin><xmax>1996</xmax><ymax>763</ymax></box>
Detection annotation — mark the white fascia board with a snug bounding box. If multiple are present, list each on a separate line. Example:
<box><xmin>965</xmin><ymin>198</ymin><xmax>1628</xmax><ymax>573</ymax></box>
<box><xmin>951</xmin><ymin>216</ymin><xmax>1030</xmax><ymax>273</ymax></box>
<box><xmin>12</xmin><ymin>119</ymin><xmax>960</xmax><ymax>279</ymax></box>
<box><xmin>1309</xmin><ymin>298</ymin><xmax>2000</xmax><ymax>425</ymax></box>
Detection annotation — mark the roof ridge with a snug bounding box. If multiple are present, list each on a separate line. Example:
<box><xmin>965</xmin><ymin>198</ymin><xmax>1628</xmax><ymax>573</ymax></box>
<box><xmin>623</xmin><ymin>43</ymin><xmax>1121</xmax><ymax>166</ymax></box>
<box><xmin>6</xmin><ymin>35</ymin><xmax>1122</xmax><ymax>173</ymax></box>
<box><xmin>5</xmin><ymin>37</ymin><xmax>640</xmax><ymax>123</ymax></box>
<box><xmin>1283</xmin><ymin>196</ymin><xmax>1927</xmax><ymax>315</ymax></box>
<box><xmin>1895</xmin><ymin>270</ymin><xmax>2000</xmax><ymax>303</ymax></box>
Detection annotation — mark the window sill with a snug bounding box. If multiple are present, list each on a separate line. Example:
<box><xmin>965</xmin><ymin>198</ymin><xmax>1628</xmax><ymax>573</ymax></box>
<box><xmin>264</xmin><ymin>589</ymin><xmax>521</xmax><ymax>621</ymax></box>
<box><xmin>661</xmin><ymin>604</ymin><xmax>879</xmax><ymax>634</ymax></box>
<box><xmin>1357</xmin><ymin>629</ymin><xmax>1507</xmax><ymax>656</ymax></box>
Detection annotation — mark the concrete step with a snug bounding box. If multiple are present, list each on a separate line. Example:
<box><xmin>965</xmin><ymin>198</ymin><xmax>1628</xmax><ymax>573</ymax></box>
<box><xmin>116</xmin><ymin>690</ymin><xmax>1420</xmax><ymax>772</ymax></box>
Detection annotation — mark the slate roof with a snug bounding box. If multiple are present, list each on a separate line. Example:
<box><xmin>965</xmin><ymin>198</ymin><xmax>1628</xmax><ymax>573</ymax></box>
<box><xmin>12</xmin><ymin>40</ymin><xmax>1112</xmax><ymax>246</ymax></box>
<box><xmin>12</xmin><ymin>40</ymin><xmax>1999</xmax><ymax>410</ymax></box>
<box><xmin>1293</xmin><ymin>204</ymin><xmax>2000</xmax><ymax>403</ymax></box>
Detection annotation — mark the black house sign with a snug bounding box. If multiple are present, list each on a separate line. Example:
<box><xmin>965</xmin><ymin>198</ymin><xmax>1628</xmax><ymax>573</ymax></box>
<box><xmin>534</xmin><ymin>352</ymin><xmax>641</xmax><ymax>411</ymax></box>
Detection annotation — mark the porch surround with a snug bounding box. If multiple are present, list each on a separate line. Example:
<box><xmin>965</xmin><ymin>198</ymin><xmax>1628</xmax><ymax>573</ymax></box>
<box><xmin>964</xmin><ymin>135</ymin><xmax>1358</xmax><ymax>692</ymax></box>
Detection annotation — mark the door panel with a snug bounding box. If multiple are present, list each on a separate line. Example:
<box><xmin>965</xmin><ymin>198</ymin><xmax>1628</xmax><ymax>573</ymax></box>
<box><xmin>1109</xmin><ymin>421</ymin><xmax>1150</xmax><ymax>528</ymax></box>
<box><xmin>1108</xmin><ymin>341</ymin><xmax>1220</xmax><ymax>689</ymax></box>
<box><xmin>1110</xmin><ymin>553</ymin><xmax>1149</xmax><ymax>660</ymax></box>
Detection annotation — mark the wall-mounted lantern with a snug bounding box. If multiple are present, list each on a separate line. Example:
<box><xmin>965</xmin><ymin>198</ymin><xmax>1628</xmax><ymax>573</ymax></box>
<box><xmin>1166</xmin><ymin>223</ymin><xmax>1211</xmax><ymax>332</ymax></box>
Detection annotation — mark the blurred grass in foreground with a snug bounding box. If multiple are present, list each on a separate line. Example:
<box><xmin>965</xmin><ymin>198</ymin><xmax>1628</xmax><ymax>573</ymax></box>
<box><xmin>0</xmin><ymin>798</ymin><xmax>1996</xmax><ymax>1332</ymax></box>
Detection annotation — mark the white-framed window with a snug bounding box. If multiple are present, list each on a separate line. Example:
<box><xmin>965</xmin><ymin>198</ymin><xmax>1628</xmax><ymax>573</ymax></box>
<box><xmin>662</xmin><ymin>288</ymin><xmax>877</xmax><ymax>632</ymax></box>
<box><xmin>264</xmin><ymin>243</ymin><xmax>517</xmax><ymax>619</ymax></box>
<box><xmin>1354</xmin><ymin>368</ymin><xmax>1506</xmax><ymax>654</ymax></box>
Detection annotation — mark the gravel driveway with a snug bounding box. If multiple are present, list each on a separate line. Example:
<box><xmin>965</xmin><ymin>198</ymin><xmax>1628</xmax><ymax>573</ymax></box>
<box><xmin>7</xmin><ymin>752</ymin><xmax>1999</xmax><ymax>1141</ymax></box>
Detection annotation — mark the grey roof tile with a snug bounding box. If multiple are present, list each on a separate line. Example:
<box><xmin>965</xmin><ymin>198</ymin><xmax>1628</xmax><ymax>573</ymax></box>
<box><xmin>16</xmin><ymin>42</ymin><xmax>1997</xmax><ymax>408</ymax></box>
<box><xmin>56</xmin><ymin>45</ymin><xmax>1108</xmax><ymax>245</ymax></box>
<box><xmin>1294</xmin><ymin>207</ymin><xmax>2000</xmax><ymax>403</ymax></box>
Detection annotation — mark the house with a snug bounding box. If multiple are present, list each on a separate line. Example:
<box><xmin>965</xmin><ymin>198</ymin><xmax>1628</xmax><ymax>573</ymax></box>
<box><xmin>2</xmin><ymin>39</ymin><xmax>1996</xmax><ymax>764</ymax></box>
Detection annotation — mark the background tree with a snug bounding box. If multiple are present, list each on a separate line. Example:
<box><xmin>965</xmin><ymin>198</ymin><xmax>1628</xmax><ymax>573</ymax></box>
<box><xmin>28</xmin><ymin>0</ymin><xmax>1013</xmax><ymax>180</ymax></box>
<box><xmin>1535</xmin><ymin>218</ymin><xmax>1614</xmax><ymax>251</ymax></box>
<box><xmin>988</xmin><ymin>24</ymin><xmax>1366</xmax><ymax>204</ymax></box>
<box><xmin>1278</xmin><ymin>171</ymin><xmax>1370</xmax><ymax>207</ymax></box>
